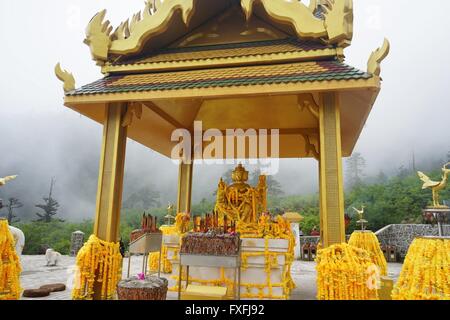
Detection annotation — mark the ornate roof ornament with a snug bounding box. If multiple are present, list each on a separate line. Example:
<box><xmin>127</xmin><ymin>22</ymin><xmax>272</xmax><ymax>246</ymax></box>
<box><xmin>122</xmin><ymin>104</ymin><xmax>143</xmax><ymax>128</ymax></box>
<box><xmin>367</xmin><ymin>38</ymin><xmax>390</xmax><ymax>76</ymax></box>
<box><xmin>85</xmin><ymin>0</ymin><xmax>195</xmax><ymax>65</ymax></box>
<box><xmin>241</xmin><ymin>0</ymin><xmax>353</xmax><ymax>47</ymax></box>
<box><xmin>84</xmin><ymin>10</ymin><xmax>112</xmax><ymax>65</ymax></box>
<box><xmin>83</xmin><ymin>0</ymin><xmax>354</xmax><ymax>66</ymax></box>
<box><xmin>54</xmin><ymin>63</ymin><xmax>75</xmax><ymax>92</ymax></box>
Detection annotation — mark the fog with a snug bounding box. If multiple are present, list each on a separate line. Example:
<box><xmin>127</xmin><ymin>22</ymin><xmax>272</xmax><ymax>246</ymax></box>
<box><xmin>0</xmin><ymin>0</ymin><xmax>449</xmax><ymax>221</ymax></box>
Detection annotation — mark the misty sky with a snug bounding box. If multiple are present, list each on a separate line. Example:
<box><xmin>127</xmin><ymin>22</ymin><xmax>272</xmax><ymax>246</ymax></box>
<box><xmin>0</xmin><ymin>0</ymin><xmax>449</xmax><ymax>220</ymax></box>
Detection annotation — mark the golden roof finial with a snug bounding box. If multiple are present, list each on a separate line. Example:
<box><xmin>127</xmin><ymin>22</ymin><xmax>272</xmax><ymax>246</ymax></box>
<box><xmin>367</xmin><ymin>38</ymin><xmax>390</xmax><ymax>76</ymax></box>
<box><xmin>54</xmin><ymin>63</ymin><xmax>75</xmax><ymax>92</ymax></box>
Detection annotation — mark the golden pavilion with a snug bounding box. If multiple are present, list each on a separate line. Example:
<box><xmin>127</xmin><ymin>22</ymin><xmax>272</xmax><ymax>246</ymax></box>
<box><xmin>56</xmin><ymin>0</ymin><xmax>389</xmax><ymax>298</ymax></box>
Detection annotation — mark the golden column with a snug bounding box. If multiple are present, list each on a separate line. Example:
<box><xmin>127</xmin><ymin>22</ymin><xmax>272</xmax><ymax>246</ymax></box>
<box><xmin>318</xmin><ymin>93</ymin><xmax>346</xmax><ymax>247</ymax></box>
<box><xmin>177</xmin><ymin>161</ymin><xmax>193</xmax><ymax>213</ymax></box>
<box><xmin>93</xmin><ymin>102</ymin><xmax>128</xmax><ymax>242</ymax></box>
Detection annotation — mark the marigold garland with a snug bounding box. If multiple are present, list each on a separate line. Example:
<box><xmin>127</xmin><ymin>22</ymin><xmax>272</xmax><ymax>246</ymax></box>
<box><xmin>392</xmin><ymin>237</ymin><xmax>450</xmax><ymax>300</ymax></box>
<box><xmin>0</xmin><ymin>220</ymin><xmax>22</xmax><ymax>300</ymax></box>
<box><xmin>316</xmin><ymin>243</ymin><xmax>379</xmax><ymax>300</ymax></box>
<box><xmin>72</xmin><ymin>234</ymin><xmax>122</xmax><ymax>300</ymax></box>
<box><xmin>348</xmin><ymin>231</ymin><xmax>388</xmax><ymax>276</ymax></box>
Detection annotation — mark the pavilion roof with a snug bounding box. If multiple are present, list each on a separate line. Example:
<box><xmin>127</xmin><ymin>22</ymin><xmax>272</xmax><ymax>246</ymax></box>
<box><xmin>67</xmin><ymin>59</ymin><xmax>370</xmax><ymax>97</ymax></box>
<box><xmin>56</xmin><ymin>0</ymin><xmax>390</xmax><ymax>160</ymax></box>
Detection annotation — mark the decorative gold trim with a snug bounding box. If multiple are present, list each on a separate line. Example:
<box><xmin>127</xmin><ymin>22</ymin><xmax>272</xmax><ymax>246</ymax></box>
<box><xmin>367</xmin><ymin>38</ymin><xmax>390</xmax><ymax>76</ymax></box>
<box><xmin>301</xmin><ymin>133</ymin><xmax>320</xmax><ymax>160</ymax></box>
<box><xmin>121</xmin><ymin>103</ymin><xmax>143</xmax><ymax>127</ymax></box>
<box><xmin>298</xmin><ymin>93</ymin><xmax>319</xmax><ymax>119</ymax></box>
<box><xmin>101</xmin><ymin>48</ymin><xmax>338</xmax><ymax>74</ymax></box>
<box><xmin>64</xmin><ymin>77</ymin><xmax>380</xmax><ymax>105</ymax></box>
<box><xmin>54</xmin><ymin>63</ymin><xmax>76</xmax><ymax>92</ymax></box>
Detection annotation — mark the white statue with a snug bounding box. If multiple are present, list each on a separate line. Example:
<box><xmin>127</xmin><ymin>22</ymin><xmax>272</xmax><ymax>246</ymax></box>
<box><xmin>45</xmin><ymin>248</ymin><xmax>62</xmax><ymax>266</ymax></box>
<box><xmin>8</xmin><ymin>225</ymin><xmax>25</xmax><ymax>256</ymax></box>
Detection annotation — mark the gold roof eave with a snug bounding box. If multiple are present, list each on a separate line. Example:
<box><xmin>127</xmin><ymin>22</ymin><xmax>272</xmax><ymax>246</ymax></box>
<box><xmin>64</xmin><ymin>77</ymin><xmax>379</xmax><ymax>105</ymax></box>
<box><xmin>63</xmin><ymin>77</ymin><xmax>380</xmax><ymax>160</ymax></box>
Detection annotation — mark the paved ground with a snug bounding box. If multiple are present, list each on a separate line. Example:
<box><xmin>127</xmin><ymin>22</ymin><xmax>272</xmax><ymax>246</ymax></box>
<box><xmin>19</xmin><ymin>255</ymin><xmax>403</xmax><ymax>300</ymax></box>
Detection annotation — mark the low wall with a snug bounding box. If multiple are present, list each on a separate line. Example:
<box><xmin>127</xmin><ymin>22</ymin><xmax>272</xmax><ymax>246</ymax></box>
<box><xmin>375</xmin><ymin>224</ymin><xmax>450</xmax><ymax>260</ymax></box>
<box><xmin>299</xmin><ymin>224</ymin><xmax>449</xmax><ymax>261</ymax></box>
<box><xmin>299</xmin><ymin>235</ymin><xmax>350</xmax><ymax>249</ymax></box>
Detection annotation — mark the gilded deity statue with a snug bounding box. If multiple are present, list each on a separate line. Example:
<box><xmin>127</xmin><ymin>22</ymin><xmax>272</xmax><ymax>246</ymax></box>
<box><xmin>215</xmin><ymin>164</ymin><xmax>267</xmax><ymax>224</ymax></box>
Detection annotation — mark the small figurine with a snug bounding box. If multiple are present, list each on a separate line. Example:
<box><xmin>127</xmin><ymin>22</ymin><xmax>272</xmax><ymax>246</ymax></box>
<box><xmin>352</xmin><ymin>206</ymin><xmax>368</xmax><ymax>231</ymax></box>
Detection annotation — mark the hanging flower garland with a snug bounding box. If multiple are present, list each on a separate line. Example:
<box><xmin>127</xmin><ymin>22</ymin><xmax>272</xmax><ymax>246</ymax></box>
<box><xmin>316</xmin><ymin>243</ymin><xmax>379</xmax><ymax>300</ymax></box>
<box><xmin>72</xmin><ymin>234</ymin><xmax>122</xmax><ymax>300</ymax></box>
<box><xmin>149</xmin><ymin>225</ymin><xmax>177</xmax><ymax>274</ymax></box>
<box><xmin>0</xmin><ymin>220</ymin><xmax>22</xmax><ymax>300</ymax></box>
<box><xmin>348</xmin><ymin>231</ymin><xmax>388</xmax><ymax>276</ymax></box>
<box><xmin>392</xmin><ymin>237</ymin><xmax>450</xmax><ymax>300</ymax></box>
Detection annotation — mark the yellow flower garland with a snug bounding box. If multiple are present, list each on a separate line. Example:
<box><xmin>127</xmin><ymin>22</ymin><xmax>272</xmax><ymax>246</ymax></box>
<box><xmin>392</xmin><ymin>237</ymin><xmax>450</xmax><ymax>300</ymax></box>
<box><xmin>72</xmin><ymin>234</ymin><xmax>122</xmax><ymax>300</ymax></box>
<box><xmin>348</xmin><ymin>231</ymin><xmax>388</xmax><ymax>276</ymax></box>
<box><xmin>316</xmin><ymin>243</ymin><xmax>379</xmax><ymax>300</ymax></box>
<box><xmin>0</xmin><ymin>220</ymin><xmax>22</xmax><ymax>300</ymax></box>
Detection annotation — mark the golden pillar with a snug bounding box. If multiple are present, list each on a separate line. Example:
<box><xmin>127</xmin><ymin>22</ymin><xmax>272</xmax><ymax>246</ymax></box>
<box><xmin>177</xmin><ymin>161</ymin><xmax>193</xmax><ymax>213</ymax></box>
<box><xmin>318</xmin><ymin>92</ymin><xmax>346</xmax><ymax>247</ymax></box>
<box><xmin>93</xmin><ymin>102</ymin><xmax>128</xmax><ymax>242</ymax></box>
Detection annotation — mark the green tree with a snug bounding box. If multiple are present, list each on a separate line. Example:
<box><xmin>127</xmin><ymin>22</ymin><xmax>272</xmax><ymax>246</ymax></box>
<box><xmin>397</xmin><ymin>165</ymin><xmax>410</xmax><ymax>178</ymax></box>
<box><xmin>376</xmin><ymin>171</ymin><xmax>388</xmax><ymax>184</ymax></box>
<box><xmin>123</xmin><ymin>186</ymin><xmax>161</xmax><ymax>209</ymax></box>
<box><xmin>191</xmin><ymin>198</ymin><xmax>215</xmax><ymax>215</ymax></box>
<box><xmin>35</xmin><ymin>178</ymin><xmax>63</xmax><ymax>223</ymax></box>
<box><xmin>346</xmin><ymin>152</ymin><xmax>366</xmax><ymax>189</ymax></box>
<box><xmin>300</xmin><ymin>215</ymin><xmax>320</xmax><ymax>236</ymax></box>
<box><xmin>5</xmin><ymin>197</ymin><xmax>23</xmax><ymax>224</ymax></box>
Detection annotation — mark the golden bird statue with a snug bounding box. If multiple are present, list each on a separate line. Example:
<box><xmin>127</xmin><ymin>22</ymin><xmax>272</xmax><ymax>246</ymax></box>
<box><xmin>417</xmin><ymin>163</ymin><xmax>450</xmax><ymax>208</ymax></box>
<box><xmin>0</xmin><ymin>175</ymin><xmax>18</xmax><ymax>187</ymax></box>
<box><xmin>352</xmin><ymin>206</ymin><xmax>365</xmax><ymax>220</ymax></box>
<box><xmin>352</xmin><ymin>206</ymin><xmax>368</xmax><ymax>230</ymax></box>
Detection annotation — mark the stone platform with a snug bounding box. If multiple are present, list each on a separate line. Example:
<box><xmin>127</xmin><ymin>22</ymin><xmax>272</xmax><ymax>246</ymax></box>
<box><xmin>18</xmin><ymin>255</ymin><xmax>403</xmax><ymax>300</ymax></box>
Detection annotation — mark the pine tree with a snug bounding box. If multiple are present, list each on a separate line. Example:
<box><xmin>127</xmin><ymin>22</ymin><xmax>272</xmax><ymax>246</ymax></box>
<box><xmin>35</xmin><ymin>178</ymin><xmax>63</xmax><ymax>223</ymax></box>
<box><xmin>376</xmin><ymin>171</ymin><xmax>388</xmax><ymax>184</ymax></box>
<box><xmin>397</xmin><ymin>165</ymin><xmax>410</xmax><ymax>178</ymax></box>
<box><xmin>5</xmin><ymin>197</ymin><xmax>22</xmax><ymax>224</ymax></box>
<box><xmin>346</xmin><ymin>152</ymin><xmax>366</xmax><ymax>189</ymax></box>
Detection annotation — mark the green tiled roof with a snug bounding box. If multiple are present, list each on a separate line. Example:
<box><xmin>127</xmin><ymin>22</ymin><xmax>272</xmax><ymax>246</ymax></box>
<box><xmin>67</xmin><ymin>60</ymin><xmax>371</xmax><ymax>96</ymax></box>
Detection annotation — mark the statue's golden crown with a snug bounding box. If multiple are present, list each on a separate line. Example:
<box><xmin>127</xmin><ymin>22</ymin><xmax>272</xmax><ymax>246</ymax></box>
<box><xmin>231</xmin><ymin>164</ymin><xmax>249</xmax><ymax>183</ymax></box>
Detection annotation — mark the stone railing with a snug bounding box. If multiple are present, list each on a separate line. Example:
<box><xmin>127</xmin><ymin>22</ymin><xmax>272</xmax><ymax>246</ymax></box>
<box><xmin>375</xmin><ymin>224</ymin><xmax>450</xmax><ymax>260</ymax></box>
